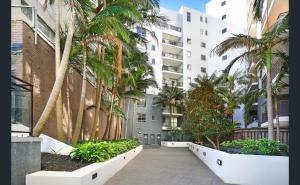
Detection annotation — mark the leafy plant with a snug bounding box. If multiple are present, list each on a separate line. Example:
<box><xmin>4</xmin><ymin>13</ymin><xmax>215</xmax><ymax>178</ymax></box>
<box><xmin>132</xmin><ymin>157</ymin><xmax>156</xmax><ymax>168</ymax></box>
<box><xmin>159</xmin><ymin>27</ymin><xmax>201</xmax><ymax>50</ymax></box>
<box><xmin>70</xmin><ymin>139</ymin><xmax>140</xmax><ymax>162</ymax></box>
<box><xmin>220</xmin><ymin>139</ymin><xmax>289</xmax><ymax>156</ymax></box>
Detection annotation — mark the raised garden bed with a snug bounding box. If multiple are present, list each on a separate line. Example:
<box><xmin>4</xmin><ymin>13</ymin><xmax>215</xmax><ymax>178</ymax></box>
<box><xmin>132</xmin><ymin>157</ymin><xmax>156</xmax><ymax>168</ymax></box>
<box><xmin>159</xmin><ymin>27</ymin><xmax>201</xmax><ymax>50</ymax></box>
<box><xmin>188</xmin><ymin>142</ymin><xmax>289</xmax><ymax>185</ymax></box>
<box><xmin>41</xmin><ymin>153</ymin><xmax>91</xmax><ymax>171</ymax></box>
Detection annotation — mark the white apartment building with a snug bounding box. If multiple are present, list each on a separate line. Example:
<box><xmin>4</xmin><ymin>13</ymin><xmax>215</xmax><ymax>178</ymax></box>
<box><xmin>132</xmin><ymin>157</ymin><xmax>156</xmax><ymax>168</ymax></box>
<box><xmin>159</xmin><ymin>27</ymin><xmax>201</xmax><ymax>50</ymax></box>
<box><xmin>131</xmin><ymin>0</ymin><xmax>250</xmax><ymax>144</ymax></box>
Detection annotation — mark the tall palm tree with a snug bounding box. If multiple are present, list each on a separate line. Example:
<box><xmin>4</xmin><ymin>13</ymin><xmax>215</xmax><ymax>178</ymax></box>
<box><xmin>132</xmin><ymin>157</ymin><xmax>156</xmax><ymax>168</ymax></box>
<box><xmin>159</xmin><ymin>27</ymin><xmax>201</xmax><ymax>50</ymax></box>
<box><xmin>211</xmin><ymin>13</ymin><xmax>288</xmax><ymax>140</ymax></box>
<box><xmin>242</xmin><ymin>50</ymin><xmax>288</xmax><ymax>140</ymax></box>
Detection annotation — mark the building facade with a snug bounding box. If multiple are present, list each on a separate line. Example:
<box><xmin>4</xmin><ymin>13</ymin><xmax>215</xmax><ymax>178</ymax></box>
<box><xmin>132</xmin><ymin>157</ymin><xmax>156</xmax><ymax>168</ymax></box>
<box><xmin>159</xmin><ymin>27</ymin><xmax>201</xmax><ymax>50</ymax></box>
<box><xmin>245</xmin><ymin>0</ymin><xmax>289</xmax><ymax>128</ymax></box>
<box><xmin>129</xmin><ymin>0</ymin><xmax>250</xmax><ymax>144</ymax></box>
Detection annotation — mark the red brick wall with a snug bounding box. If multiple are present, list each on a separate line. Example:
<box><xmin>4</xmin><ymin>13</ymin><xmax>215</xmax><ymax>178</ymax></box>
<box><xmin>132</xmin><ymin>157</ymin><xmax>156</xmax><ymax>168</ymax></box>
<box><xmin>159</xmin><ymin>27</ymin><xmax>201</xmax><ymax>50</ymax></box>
<box><xmin>12</xmin><ymin>21</ymin><xmax>110</xmax><ymax>142</ymax></box>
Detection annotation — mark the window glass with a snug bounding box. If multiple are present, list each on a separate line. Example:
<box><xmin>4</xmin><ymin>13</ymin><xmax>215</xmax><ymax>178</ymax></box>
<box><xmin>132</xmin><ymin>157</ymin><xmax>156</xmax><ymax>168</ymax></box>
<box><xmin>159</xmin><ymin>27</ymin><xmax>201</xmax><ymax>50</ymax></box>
<box><xmin>187</xmin><ymin>64</ymin><xmax>192</xmax><ymax>70</ymax></box>
<box><xmin>151</xmin><ymin>45</ymin><xmax>155</xmax><ymax>51</ymax></box>
<box><xmin>222</xmin><ymin>28</ymin><xmax>227</xmax><ymax>34</ymax></box>
<box><xmin>187</xmin><ymin>38</ymin><xmax>191</xmax><ymax>44</ymax></box>
<box><xmin>201</xmin><ymin>67</ymin><xmax>206</xmax><ymax>73</ymax></box>
<box><xmin>187</xmin><ymin>12</ymin><xmax>191</xmax><ymax>22</ymax></box>
<box><xmin>221</xmin><ymin>1</ymin><xmax>226</xmax><ymax>6</ymax></box>
<box><xmin>137</xmin><ymin>113</ymin><xmax>146</xmax><ymax>122</ymax></box>
<box><xmin>222</xmin><ymin>55</ymin><xmax>228</xmax><ymax>60</ymax></box>
<box><xmin>151</xmin><ymin>58</ymin><xmax>155</xmax><ymax>64</ymax></box>
<box><xmin>222</xmin><ymin>14</ymin><xmax>226</xmax><ymax>20</ymax></box>
<box><xmin>137</xmin><ymin>98</ymin><xmax>146</xmax><ymax>107</ymax></box>
<box><xmin>200</xmin><ymin>16</ymin><xmax>203</xmax><ymax>22</ymax></box>
<box><xmin>136</xmin><ymin>26</ymin><xmax>146</xmax><ymax>37</ymax></box>
<box><xmin>201</xmin><ymin>55</ymin><xmax>206</xmax><ymax>60</ymax></box>
<box><xmin>205</xmin><ymin>30</ymin><xmax>208</xmax><ymax>36</ymax></box>
<box><xmin>201</xmin><ymin>42</ymin><xmax>206</xmax><ymax>48</ymax></box>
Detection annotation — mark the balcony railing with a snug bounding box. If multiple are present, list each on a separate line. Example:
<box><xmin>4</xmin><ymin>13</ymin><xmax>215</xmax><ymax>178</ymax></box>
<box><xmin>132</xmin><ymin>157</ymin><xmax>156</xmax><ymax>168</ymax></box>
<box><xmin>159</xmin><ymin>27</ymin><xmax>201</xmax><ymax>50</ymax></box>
<box><xmin>163</xmin><ymin>81</ymin><xmax>183</xmax><ymax>87</ymax></box>
<box><xmin>162</xmin><ymin>23</ymin><xmax>182</xmax><ymax>32</ymax></box>
<box><xmin>162</xmin><ymin>107</ymin><xmax>183</xmax><ymax>114</ymax></box>
<box><xmin>162</xmin><ymin>65</ymin><xmax>183</xmax><ymax>73</ymax></box>
<box><xmin>11</xmin><ymin>76</ymin><xmax>33</xmax><ymax>136</ymax></box>
<box><xmin>162</xmin><ymin>38</ymin><xmax>183</xmax><ymax>47</ymax></box>
<box><xmin>162</xmin><ymin>52</ymin><xmax>183</xmax><ymax>60</ymax></box>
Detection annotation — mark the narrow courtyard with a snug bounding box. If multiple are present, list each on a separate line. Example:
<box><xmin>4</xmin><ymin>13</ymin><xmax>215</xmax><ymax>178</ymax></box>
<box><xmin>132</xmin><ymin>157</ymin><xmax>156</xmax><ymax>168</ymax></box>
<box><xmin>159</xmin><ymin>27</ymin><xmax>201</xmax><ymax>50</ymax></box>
<box><xmin>105</xmin><ymin>147</ymin><xmax>228</xmax><ymax>185</ymax></box>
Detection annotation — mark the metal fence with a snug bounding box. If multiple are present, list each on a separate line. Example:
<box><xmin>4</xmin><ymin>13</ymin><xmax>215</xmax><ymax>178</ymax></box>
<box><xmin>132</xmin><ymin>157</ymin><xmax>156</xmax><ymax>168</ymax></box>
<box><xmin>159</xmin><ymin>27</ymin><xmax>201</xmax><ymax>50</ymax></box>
<box><xmin>233</xmin><ymin>128</ymin><xmax>289</xmax><ymax>144</ymax></box>
<box><xmin>11</xmin><ymin>76</ymin><xmax>33</xmax><ymax>136</ymax></box>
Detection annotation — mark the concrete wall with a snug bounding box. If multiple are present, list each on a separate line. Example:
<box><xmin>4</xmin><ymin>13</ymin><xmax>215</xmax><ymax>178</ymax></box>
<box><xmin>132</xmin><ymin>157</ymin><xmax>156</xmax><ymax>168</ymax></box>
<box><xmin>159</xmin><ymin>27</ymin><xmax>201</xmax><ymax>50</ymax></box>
<box><xmin>27</xmin><ymin>145</ymin><xmax>143</xmax><ymax>185</ymax></box>
<box><xmin>189</xmin><ymin>143</ymin><xmax>289</xmax><ymax>185</ymax></box>
<box><xmin>11</xmin><ymin>20</ymin><xmax>112</xmax><ymax>142</ymax></box>
<box><xmin>132</xmin><ymin>94</ymin><xmax>163</xmax><ymax>144</ymax></box>
<box><xmin>11</xmin><ymin>136</ymin><xmax>41</xmax><ymax>185</ymax></box>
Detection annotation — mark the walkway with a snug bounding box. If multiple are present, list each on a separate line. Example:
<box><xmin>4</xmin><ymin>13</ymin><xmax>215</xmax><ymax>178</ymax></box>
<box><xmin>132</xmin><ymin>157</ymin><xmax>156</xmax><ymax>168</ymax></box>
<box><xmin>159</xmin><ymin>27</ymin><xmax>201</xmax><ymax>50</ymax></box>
<box><xmin>104</xmin><ymin>147</ymin><xmax>228</xmax><ymax>185</ymax></box>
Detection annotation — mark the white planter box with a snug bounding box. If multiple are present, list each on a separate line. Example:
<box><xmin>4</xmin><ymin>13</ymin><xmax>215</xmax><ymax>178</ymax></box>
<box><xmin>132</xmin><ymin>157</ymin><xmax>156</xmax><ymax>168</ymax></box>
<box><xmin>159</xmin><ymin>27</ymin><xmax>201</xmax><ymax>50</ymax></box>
<box><xmin>26</xmin><ymin>145</ymin><xmax>143</xmax><ymax>185</ymax></box>
<box><xmin>40</xmin><ymin>134</ymin><xmax>75</xmax><ymax>155</ymax></box>
<box><xmin>161</xmin><ymin>141</ymin><xmax>191</xmax><ymax>147</ymax></box>
<box><xmin>188</xmin><ymin>143</ymin><xmax>288</xmax><ymax>185</ymax></box>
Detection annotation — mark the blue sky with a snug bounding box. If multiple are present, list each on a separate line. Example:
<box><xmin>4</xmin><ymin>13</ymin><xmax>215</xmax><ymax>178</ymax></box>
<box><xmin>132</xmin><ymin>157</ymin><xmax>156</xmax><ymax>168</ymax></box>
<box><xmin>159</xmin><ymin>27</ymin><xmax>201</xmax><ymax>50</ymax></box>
<box><xmin>159</xmin><ymin>0</ymin><xmax>211</xmax><ymax>12</ymax></box>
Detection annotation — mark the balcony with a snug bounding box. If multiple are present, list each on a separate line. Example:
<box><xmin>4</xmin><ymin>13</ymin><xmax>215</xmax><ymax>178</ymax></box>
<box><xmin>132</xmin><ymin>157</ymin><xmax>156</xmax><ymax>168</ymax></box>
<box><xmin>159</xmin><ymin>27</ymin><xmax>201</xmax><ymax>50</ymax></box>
<box><xmin>162</xmin><ymin>121</ymin><xmax>183</xmax><ymax>130</ymax></box>
<box><xmin>162</xmin><ymin>107</ymin><xmax>184</xmax><ymax>116</ymax></box>
<box><xmin>162</xmin><ymin>80</ymin><xmax>183</xmax><ymax>88</ymax></box>
<box><xmin>162</xmin><ymin>23</ymin><xmax>182</xmax><ymax>32</ymax></box>
<box><xmin>162</xmin><ymin>38</ymin><xmax>183</xmax><ymax>47</ymax></box>
<box><xmin>162</xmin><ymin>52</ymin><xmax>183</xmax><ymax>61</ymax></box>
<box><xmin>162</xmin><ymin>65</ymin><xmax>183</xmax><ymax>74</ymax></box>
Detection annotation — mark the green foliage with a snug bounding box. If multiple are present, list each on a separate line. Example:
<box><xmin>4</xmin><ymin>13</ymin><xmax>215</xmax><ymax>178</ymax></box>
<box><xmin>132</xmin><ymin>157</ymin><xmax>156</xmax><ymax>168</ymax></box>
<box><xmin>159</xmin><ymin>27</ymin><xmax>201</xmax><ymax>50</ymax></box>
<box><xmin>70</xmin><ymin>139</ymin><xmax>140</xmax><ymax>162</ymax></box>
<box><xmin>185</xmin><ymin>74</ymin><xmax>233</xmax><ymax>147</ymax></box>
<box><xmin>221</xmin><ymin>139</ymin><xmax>289</xmax><ymax>156</ymax></box>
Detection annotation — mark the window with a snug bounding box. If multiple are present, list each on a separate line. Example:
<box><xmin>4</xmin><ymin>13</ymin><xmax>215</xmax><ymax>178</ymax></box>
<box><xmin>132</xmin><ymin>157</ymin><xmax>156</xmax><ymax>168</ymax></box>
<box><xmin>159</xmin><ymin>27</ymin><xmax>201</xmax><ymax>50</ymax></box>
<box><xmin>187</xmin><ymin>64</ymin><xmax>192</xmax><ymax>70</ymax></box>
<box><xmin>152</xmin><ymin>115</ymin><xmax>155</xmax><ymax>120</ymax></box>
<box><xmin>222</xmin><ymin>14</ymin><xmax>226</xmax><ymax>20</ymax></box>
<box><xmin>201</xmin><ymin>67</ymin><xmax>206</xmax><ymax>73</ymax></box>
<box><xmin>200</xmin><ymin>16</ymin><xmax>203</xmax><ymax>22</ymax></box>
<box><xmin>200</xmin><ymin>29</ymin><xmax>203</xmax><ymax>35</ymax></box>
<box><xmin>151</xmin><ymin>58</ymin><xmax>156</xmax><ymax>64</ymax></box>
<box><xmin>187</xmin><ymin>77</ymin><xmax>192</xmax><ymax>84</ymax></box>
<box><xmin>187</xmin><ymin>38</ymin><xmax>191</xmax><ymax>44</ymax></box>
<box><xmin>205</xmin><ymin>17</ymin><xmax>208</xmax><ymax>23</ymax></box>
<box><xmin>137</xmin><ymin>98</ymin><xmax>146</xmax><ymax>107</ymax></box>
<box><xmin>151</xmin><ymin>44</ymin><xmax>155</xmax><ymax>51</ymax></box>
<box><xmin>222</xmin><ymin>28</ymin><xmax>227</xmax><ymax>34</ymax></box>
<box><xmin>205</xmin><ymin>30</ymin><xmax>208</xmax><ymax>36</ymax></box>
<box><xmin>187</xmin><ymin>51</ymin><xmax>191</xmax><ymax>57</ymax></box>
<box><xmin>221</xmin><ymin>1</ymin><xmax>226</xmax><ymax>6</ymax></box>
<box><xmin>222</xmin><ymin>55</ymin><xmax>228</xmax><ymax>60</ymax></box>
<box><xmin>201</xmin><ymin>55</ymin><xmax>206</xmax><ymax>60</ymax></box>
<box><xmin>187</xmin><ymin>12</ymin><xmax>191</xmax><ymax>22</ymax></box>
<box><xmin>37</xmin><ymin>16</ymin><xmax>55</xmax><ymax>43</ymax></box>
<box><xmin>136</xmin><ymin>26</ymin><xmax>146</xmax><ymax>37</ymax></box>
<box><xmin>137</xmin><ymin>113</ymin><xmax>146</xmax><ymax>122</ymax></box>
<box><xmin>201</xmin><ymin>42</ymin><xmax>206</xmax><ymax>48</ymax></box>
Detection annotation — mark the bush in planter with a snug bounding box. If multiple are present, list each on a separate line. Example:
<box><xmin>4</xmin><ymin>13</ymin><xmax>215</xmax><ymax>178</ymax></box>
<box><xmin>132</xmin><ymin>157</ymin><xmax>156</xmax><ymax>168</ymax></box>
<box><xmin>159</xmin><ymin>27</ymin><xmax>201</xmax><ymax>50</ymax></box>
<box><xmin>220</xmin><ymin>139</ymin><xmax>289</xmax><ymax>156</ymax></box>
<box><xmin>70</xmin><ymin>139</ymin><xmax>140</xmax><ymax>163</ymax></box>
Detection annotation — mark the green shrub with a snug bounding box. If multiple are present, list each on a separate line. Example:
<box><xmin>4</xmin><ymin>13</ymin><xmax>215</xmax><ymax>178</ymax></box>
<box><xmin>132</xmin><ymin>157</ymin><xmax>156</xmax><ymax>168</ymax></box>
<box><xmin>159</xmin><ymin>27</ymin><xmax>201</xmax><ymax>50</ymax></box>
<box><xmin>220</xmin><ymin>139</ymin><xmax>289</xmax><ymax>156</ymax></box>
<box><xmin>70</xmin><ymin>139</ymin><xmax>140</xmax><ymax>163</ymax></box>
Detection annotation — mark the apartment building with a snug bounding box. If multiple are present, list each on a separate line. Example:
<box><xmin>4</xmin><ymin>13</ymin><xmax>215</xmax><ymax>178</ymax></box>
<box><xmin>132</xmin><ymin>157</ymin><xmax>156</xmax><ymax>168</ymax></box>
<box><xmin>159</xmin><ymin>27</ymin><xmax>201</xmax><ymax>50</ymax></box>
<box><xmin>245</xmin><ymin>0</ymin><xmax>289</xmax><ymax>128</ymax></box>
<box><xmin>129</xmin><ymin>0</ymin><xmax>250</xmax><ymax>144</ymax></box>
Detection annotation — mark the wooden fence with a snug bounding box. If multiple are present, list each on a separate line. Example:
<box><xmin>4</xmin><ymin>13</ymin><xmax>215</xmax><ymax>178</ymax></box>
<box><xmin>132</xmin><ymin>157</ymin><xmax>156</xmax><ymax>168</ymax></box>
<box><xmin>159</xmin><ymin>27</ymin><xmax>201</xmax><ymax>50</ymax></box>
<box><xmin>233</xmin><ymin>128</ymin><xmax>289</xmax><ymax>144</ymax></box>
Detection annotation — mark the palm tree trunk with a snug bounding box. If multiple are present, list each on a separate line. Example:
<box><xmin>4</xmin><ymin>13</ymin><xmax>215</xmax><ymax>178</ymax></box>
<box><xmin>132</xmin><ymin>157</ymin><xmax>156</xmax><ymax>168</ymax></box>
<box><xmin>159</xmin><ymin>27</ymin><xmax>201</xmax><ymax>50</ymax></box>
<box><xmin>103</xmin><ymin>90</ymin><xmax>115</xmax><ymax>139</ymax></box>
<box><xmin>274</xmin><ymin>94</ymin><xmax>280</xmax><ymax>141</ymax></box>
<box><xmin>266</xmin><ymin>50</ymin><xmax>274</xmax><ymax>140</ymax></box>
<box><xmin>91</xmin><ymin>79</ymin><xmax>103</xmax><ymax>139</ymax></box>
<box><xmin>169</xmin><ymin>104</ymin><xmax>173</xmax><ymax>141</ymax></box>
<box><xmin>33</xmin><ymin>18</ymin><xmax>74</xmax><ymax>137</ymax></box>
<box><xmin>55</xmin><ymin>0</ymin><xmax>65</xmax><ymax>141</ymax></box>
<box><xmin>71</xmin><ymin>45</ymin><xmax>88</xmax><ymax>144</ymax></box>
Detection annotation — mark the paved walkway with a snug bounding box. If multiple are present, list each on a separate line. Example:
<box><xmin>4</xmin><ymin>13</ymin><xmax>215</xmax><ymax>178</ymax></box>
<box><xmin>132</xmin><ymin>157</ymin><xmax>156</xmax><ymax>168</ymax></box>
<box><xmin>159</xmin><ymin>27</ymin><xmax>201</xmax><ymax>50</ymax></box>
<box><xmin>104</xmin><ymin>147</ymin><xmax>229</xmax><ymax>185</ymax></box>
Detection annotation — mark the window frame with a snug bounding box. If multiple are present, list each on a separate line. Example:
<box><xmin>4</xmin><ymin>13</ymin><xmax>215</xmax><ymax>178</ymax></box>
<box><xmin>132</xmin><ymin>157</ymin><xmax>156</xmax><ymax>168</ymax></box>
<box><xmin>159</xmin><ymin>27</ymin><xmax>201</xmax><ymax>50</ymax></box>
<box><xmin>187</xmin><ymin>12</ymin><xmax>191</xmax><ymax>22</ymax></box>
<box><xmin>137</xmin><ymin>113</ymin><xmax>146</xmax><ymax>122</ymax></box>
<box><xmin>201</xmin><ymin>55</ymin><xmax>206</xmax><ymax>61</ymax></box>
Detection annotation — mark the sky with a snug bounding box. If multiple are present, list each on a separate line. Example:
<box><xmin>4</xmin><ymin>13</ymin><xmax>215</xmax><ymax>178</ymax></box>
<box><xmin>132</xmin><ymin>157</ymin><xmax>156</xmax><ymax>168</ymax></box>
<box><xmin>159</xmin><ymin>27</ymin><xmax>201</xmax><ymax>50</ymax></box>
<box><xmin>159</xmin><ymin>0</ymin><xmax>211</xmax><ymax>12</ymax></box>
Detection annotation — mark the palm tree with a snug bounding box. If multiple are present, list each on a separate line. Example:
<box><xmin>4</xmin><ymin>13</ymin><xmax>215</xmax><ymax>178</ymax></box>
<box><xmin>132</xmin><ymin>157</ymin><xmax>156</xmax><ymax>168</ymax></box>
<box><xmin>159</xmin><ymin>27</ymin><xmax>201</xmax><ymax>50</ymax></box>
<box><xmin>157</xmin><ymin>84</ymin><xmax>185</xmax><ymax>141</ymax></box>
<box><xmin>243</xmin><ymin>51</ymin><xmax>288</xmax><ymax>140</ymax></box>
<box><xmin>211</xmin><ymin>13</ymin><xmax>288</xmax><ymax>140</ymax></box>
<box><xmin>33</xmin><ymin>0</ymin><xmax>76</xmax><ymax>136</ymax></box>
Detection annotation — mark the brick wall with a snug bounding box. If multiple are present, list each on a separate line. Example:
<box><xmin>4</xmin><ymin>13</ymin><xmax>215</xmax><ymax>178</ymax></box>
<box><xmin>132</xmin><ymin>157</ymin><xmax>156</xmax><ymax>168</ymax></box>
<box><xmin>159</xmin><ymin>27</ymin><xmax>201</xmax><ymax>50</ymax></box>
<box><xmin>11</xmin><ymin>20</ymin><xmax>111</xmax><ymax>141</ymax></box>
